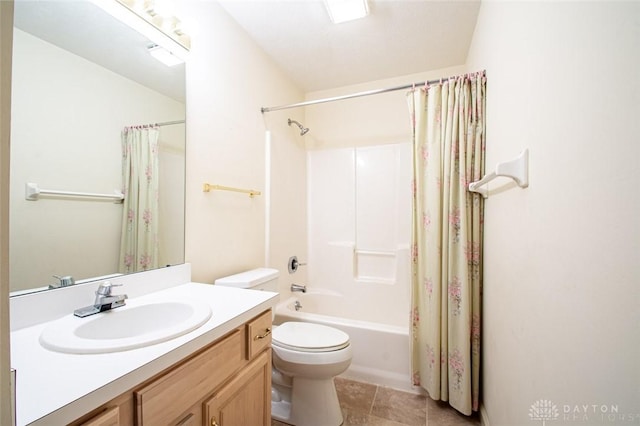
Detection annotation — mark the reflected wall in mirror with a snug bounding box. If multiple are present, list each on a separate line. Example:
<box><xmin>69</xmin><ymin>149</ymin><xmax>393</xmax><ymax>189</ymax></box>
<box><xmin>10</xmin><ymin>0</ymin><xmax>186</xmax><ymax>294</ymax></box>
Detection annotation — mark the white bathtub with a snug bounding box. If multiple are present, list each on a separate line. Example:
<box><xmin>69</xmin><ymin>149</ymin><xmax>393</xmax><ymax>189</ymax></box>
<box><xmin>274</xmin><ymin>292</ymin><xmax>415</xmax><ymax>393</ymax></box>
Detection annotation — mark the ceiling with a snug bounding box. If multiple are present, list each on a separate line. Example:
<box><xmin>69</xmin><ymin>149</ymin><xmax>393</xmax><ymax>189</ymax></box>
<box><xmin>12</xmin><ymin>1</ymin><xmax>480</xmax><ymax>100</ymax></box>
<box><xmin>218</xmin><ymin>0</ymin><xmax>481</xmax><ymax>93</ymax></box>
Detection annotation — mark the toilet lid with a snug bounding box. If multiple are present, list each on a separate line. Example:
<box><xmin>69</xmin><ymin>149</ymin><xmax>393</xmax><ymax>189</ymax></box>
<box><xmin>272</xmin><ymin>322</ymin><xmax>350</xmax><ymax>353</ymax></box>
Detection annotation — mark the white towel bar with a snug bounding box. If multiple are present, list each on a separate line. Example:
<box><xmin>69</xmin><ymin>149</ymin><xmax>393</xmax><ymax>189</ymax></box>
<box><xmin>25</xmin><ymin>183</ymin><xmax>124</xmax><ymax>202</ymax></box>
<box><xmin>468</xmin><ymin>149</ymin><xmax>529</xmax><ymax>198</ymax></box>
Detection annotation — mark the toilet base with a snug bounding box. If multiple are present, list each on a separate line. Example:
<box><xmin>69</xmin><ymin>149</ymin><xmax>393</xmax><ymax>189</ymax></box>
<box><xmin>271</xmin><ymin>382</ymin><xmax>292</xmax><ymax>422</ymax></box>
<box><xmin>271</xmin><ymin>378</ymin><xmax>343</xmax><ymax>426</ymax></box>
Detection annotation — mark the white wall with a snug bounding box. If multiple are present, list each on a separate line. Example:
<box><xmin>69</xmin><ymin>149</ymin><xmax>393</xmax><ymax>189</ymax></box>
<box><xmin>465</xmin><ymin>2</ymin><xmax>640</xmax><ymax>425</ymax></box>
<box><xmin>158</xmin><ymin>127</ymin><xmax>186</xmax><ymax>269</ymax></box>
<box><xmin>10</xmin><ymin>29</ymin><xmax>185</xmax><ymax>292</ymax></box>
<box><xmin>180</xmin><ymin>2</ymin><xmax>307</xmax><ymax>289</ymax></box>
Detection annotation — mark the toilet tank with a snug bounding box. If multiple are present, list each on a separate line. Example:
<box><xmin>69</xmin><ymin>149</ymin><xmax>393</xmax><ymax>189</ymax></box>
<box><xmin>214</xmin><ymin>268</ymin><xmax>279</xmax><ymax>292</ymax></box>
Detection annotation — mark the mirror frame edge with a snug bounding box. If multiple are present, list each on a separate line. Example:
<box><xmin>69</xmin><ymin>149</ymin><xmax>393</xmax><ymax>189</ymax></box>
<box><xmin>1</xmin><ymin>1</ymin><xmax>15</xmax><ymax>423</ymax></box>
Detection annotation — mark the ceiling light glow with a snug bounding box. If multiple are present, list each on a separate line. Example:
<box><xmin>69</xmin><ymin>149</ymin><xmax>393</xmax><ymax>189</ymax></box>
<box><xmin>324</xmin><ymin>0</ymin><xmax>369</xmax><ymax>24</ymax></box>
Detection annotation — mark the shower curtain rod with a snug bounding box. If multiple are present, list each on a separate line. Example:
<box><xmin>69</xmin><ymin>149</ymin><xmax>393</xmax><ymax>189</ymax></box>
<box><xmin>261</xmin><ymin>73</ymin><xmax>476</xmax><ymax>113</ymax></box>
<box><xmin>125</xmin><ymin>119</ymin><xmax>185</xmax><ymax>129</ymax></box>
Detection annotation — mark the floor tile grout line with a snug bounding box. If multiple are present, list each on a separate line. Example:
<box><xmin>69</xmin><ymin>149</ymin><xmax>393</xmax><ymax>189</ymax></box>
<box><xmin>332</xmin><ymin>377</ymin><xmax>479</xmax><ymax>426</ymax></box>
<box><xmin>369</xmin><ymin>384</ymin><xmax>379</xmax><ymax>415</ymax></box>
<box><xmin>425</xmin><ymin>391</ymin><xmax>429</xmax><ymax>426</ymax></box>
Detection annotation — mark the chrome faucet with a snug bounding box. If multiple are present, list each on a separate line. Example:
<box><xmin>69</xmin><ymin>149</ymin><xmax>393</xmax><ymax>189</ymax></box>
<box><xmin>94</xmin><ymin>282</ymin><xmax>127</xmax><ymax>308</ymax></box>
<box><xmin>291</xmin><ymin>283</ymin><xmax>306</xmax><ymax>293</ymax></box>
<box><xmin>74</xmin><ymin>281</ymin><xmax>128</xmax><ymax>318</ymax></box>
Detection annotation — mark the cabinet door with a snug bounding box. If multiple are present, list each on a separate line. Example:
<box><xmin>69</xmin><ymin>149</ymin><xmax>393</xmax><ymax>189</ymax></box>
<box><xmin>204</xmin><ymin>349</ymin><xmax>271</xmax><ymax>426</ymax></box>
<box><xmin>135</xmin><ymin>329</ymin><xmax>244</xmax><ymax>425</ymax></box>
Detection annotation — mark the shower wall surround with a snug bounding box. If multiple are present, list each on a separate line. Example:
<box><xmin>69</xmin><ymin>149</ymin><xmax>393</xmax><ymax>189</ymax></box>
<box><xmin>307</xmin><ymin>142</ymin><xmax>411</xmax><ymax>328</ymax></box>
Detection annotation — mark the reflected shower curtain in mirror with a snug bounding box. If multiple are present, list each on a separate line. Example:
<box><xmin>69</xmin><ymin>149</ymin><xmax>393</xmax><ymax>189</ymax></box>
<box><xmin>119</xmin><ymin>127</ymin><xmax>160</xmax><ymax>273</ymax></box>
<box><xmin>408</xmin><ymin>72</ymin><xmax>485</xmax><ymax>415</ymax></box>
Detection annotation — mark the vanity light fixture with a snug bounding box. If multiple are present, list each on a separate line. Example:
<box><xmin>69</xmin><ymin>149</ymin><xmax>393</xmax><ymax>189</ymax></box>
<box><xmin>324</xmin><ymin>0</ymin><xmax>369</xmax><ymax>24</ymax></box>
<box><xmin>148</xmin><ymin>44</ymin><xmax>184</xmax><ymax>66</ymax></box>
<box><xmin>90</xmin><ymin>0</ymin><xmax>190</xmax><ymax>61</ymax></box>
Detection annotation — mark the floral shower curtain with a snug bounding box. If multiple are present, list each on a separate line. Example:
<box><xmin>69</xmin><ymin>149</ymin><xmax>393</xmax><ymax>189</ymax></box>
<box><xmin>119</xmin><ymin>127</ymin><xmax>160</xmax><ymax>273</ymax></box>
<box><xmin>408</xmin><ymin>72</ymin><xmax>486</xmax><ymax>415</ymax></box>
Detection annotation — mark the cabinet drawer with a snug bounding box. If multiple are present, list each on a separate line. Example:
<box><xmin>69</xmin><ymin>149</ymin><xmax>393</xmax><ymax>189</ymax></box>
<box><xmin>135</xmin><ymin>329</ymin><xmax>244</xmax><ymax>425</ymax></box>
<box><xmin>247</xmin><ymin>310</ymin><xmax>272</xmax><ymax>359</ymax></box>
<box><xmin>79</xmin><ymin>406</ymin><xmax>119</xmax><ymax>426</ymax></box>
<box><xmin>70</xmin><ymin>391</ymin><xmax>134</xmax><ymax>426</ymax></box>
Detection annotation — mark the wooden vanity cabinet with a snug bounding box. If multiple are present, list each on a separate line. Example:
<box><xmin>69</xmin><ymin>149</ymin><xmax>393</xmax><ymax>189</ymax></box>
<box><xmin>77</xmin><ymin>406</ymin><xmax>121</xmax><ymax>426</ymax></box>
<box><xmin>204</xmin><ymin>349</ymin><xmax>271</xmax><ymax>426</ymax></box>
<box><xmin>70</xmin><ymin>392</ymin><xmax>134</xmax><ymax>426</ymax></box>
<box><xmin>72</xmin><ymin>310</ymin><xmax>272</xmax><ymax>426</ymax></box>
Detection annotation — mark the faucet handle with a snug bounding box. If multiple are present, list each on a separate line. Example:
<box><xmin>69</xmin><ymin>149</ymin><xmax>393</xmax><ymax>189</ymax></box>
<box><xmin>288</xmin><ymin>256</ymin><xmax>307</xmax><ymax>274</ymax></box>
<box><xmin>53</xmin><ymin>275</ymin><xmax>75</xmax><ymax>287</ymax></box>
<box><xmin>96</xmin><ymin>281</ymin><xmax>122</xmax><ymax>296</ymax></box>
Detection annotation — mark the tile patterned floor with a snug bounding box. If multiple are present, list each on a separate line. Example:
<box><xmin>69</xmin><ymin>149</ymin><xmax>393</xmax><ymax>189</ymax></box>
<box><xmin>272</xmin><ymin>377</ymin><xmax>481</xmax><ymax>426</ymax></box>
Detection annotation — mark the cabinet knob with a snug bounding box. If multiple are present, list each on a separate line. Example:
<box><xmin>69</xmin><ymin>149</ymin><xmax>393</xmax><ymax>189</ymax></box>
<box><xmin>254</xmin><ymin>327</ymin><xmax>272</xmax><ymax>340</ymax></box>
<box><xmin>211</xmin><ymin>417</ymin><xmax>219</xmax><ymax>426</ymax></box>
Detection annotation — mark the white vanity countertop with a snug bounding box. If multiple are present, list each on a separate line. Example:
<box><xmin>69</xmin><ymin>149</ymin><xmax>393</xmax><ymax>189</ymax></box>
<box><xmin>10</xmin><ymin>282</ymin><xmax>279</xmax><ymax>426</ymax></box>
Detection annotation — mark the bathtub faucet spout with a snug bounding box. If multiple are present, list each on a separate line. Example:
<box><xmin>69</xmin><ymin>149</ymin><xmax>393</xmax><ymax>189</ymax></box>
<box><xmin>291</xmin><ymin>283</ymin><xmax>307</xmax><ymax>293</ymax></box>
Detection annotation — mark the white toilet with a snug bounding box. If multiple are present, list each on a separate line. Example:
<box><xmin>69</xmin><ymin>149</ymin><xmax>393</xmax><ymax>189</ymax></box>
<box><xmin>215</xmin><ymin>268</ymin><xmax>352</xmax><ymax>426</ymax></box>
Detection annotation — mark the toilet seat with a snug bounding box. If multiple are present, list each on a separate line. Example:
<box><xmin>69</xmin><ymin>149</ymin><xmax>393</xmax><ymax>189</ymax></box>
<box><xmin>272</xmin><ymin>322</ymin><xmax>350</xmax><ymax>353</ymax></box>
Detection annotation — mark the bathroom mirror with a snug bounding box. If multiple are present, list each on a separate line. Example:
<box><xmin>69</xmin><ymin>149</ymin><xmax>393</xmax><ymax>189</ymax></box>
<box><xmin>9</xmin><ymin>0</ymin><xmax>186</xmax><ymax>295</ymax></box>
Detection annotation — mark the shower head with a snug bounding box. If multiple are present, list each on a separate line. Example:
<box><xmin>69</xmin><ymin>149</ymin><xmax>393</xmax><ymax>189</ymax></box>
<box><xmin>288</xmin><ymin>119</ymin><xmax>309</xmax><ymax>136</ymax></box>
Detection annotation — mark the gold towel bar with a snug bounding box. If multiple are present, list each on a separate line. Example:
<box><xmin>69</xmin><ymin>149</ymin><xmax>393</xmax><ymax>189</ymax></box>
<box><xmin>203</xmin><ymin>183</ymin><xmax>261</xmax><ymax>198</ymax></box>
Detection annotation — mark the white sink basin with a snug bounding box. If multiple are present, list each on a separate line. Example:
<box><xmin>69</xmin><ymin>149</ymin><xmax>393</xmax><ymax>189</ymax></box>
<box><xmin>39</xmin><ymin>300</ymin><xmax>212</xmax><ymax>354</ymax></box>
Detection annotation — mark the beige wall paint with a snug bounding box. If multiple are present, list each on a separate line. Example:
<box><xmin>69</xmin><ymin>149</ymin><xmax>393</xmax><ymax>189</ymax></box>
<box><xmin>0</xmin><ymin>1</ymin><xmax>13</xmax><ymax>423</ymax></box>
<box><xmin>264</xmin><ymin>110</ymin><xmax>309</xmax><ymax>292</ymax></box>
<box><xmin>465</xmin><ymin>2</ymin><xmax>640</xmax><ymax>425</ymax></box>
<box><xmin>304</xmin><ymin>66</ymin><xmax>466</xmax><ymax>150</ymax></box>
<box><xmin>181</xmin><ymin>1</ymin><xmax>306</xmax><ymax>288</ymax></box>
